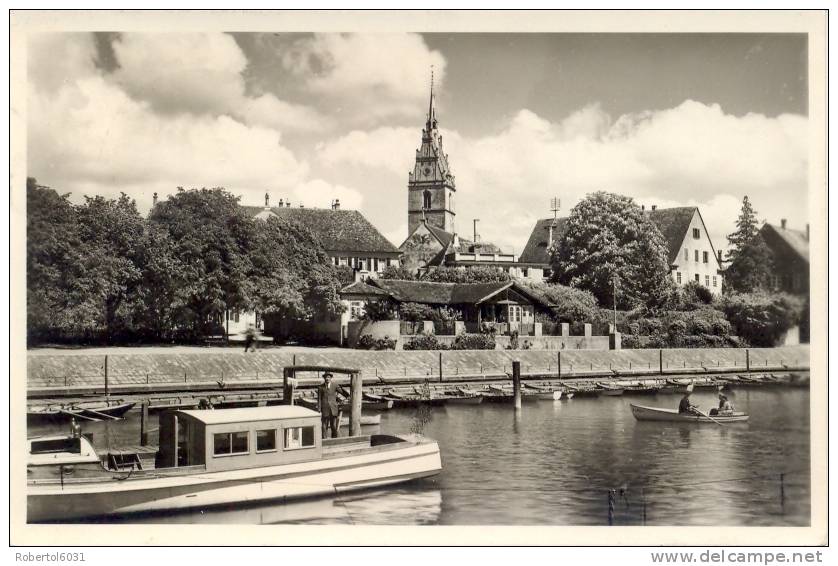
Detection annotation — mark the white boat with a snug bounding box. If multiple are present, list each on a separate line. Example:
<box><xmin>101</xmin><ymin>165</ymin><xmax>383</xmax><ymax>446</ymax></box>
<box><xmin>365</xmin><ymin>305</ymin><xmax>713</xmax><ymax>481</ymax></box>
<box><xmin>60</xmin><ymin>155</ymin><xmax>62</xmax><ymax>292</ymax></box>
<box><xmin>27</xmin><ymin>405</ymin><xmax>442</xmax><ymax>522</ymax></box>
<box><xmin>630</xmin><ymin>404</ymin><xmax>750</xmax><ymax>423</ymax></box>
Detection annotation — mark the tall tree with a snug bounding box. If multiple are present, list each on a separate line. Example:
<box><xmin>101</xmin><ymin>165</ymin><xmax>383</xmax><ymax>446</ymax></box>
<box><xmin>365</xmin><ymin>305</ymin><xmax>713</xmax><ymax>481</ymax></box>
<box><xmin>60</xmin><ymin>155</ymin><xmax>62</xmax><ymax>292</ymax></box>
<box><xmin>550</xmin><ymin>191</ymin><xmax>675</xmax><ymax>310</ymax></box>
<box><xmin>149</xmin><ymin>187</ymin><xmax>259</xmax><ymax>338</ymax></box>
<box><xmin>724</xmin><ymin>196</ymin><xmax>772</xmax><ymax>293</ymax></box>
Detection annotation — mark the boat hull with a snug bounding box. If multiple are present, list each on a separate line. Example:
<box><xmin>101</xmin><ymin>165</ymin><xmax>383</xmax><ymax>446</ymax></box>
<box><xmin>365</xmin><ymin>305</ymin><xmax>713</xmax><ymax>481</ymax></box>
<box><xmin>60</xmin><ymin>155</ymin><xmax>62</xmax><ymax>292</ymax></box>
<box><xmin>630</xmin><ymin>404</ymin><xmax>750</xmax><ymax>423</ymax></box>
<box><xmin>28</xmin><ymin>436</ymin><xmax>441</xmax><ymax>522</ymax></box>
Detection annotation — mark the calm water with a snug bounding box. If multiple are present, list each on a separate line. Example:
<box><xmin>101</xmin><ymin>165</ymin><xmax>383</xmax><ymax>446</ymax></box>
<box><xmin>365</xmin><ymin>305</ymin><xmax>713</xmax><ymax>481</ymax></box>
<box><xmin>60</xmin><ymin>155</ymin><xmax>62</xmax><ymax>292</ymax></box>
<box><xmin>29</xmin><ymin>387</ymin><xmax>810</xmax><ymax>526</ymax></box>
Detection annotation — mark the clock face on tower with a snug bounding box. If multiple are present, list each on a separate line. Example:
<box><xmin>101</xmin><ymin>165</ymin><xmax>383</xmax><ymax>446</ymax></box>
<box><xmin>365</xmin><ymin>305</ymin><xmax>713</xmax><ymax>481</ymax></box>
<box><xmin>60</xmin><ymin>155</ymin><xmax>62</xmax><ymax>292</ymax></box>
<box><xmin>423</xmin><ymin>166</ymin><xmax>432</xmax><ymax>176</ymax></box>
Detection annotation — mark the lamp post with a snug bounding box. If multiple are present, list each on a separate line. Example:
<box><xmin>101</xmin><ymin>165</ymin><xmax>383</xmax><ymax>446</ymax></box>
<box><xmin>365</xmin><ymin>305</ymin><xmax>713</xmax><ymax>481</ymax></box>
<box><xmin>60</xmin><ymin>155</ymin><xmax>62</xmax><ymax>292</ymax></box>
<box><xmin>612</xmin><ymin>275</ymin><xmax>618</xmax><ymax>333</ymax></box>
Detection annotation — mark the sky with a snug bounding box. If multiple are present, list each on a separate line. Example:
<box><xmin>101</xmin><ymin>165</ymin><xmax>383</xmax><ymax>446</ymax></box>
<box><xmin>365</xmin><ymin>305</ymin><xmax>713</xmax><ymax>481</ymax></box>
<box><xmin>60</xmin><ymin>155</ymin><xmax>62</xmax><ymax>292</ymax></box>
<box><xmin>27</xmin><ymin>32</ymin><xmax>808</xmax><ymax>254</ymax></box>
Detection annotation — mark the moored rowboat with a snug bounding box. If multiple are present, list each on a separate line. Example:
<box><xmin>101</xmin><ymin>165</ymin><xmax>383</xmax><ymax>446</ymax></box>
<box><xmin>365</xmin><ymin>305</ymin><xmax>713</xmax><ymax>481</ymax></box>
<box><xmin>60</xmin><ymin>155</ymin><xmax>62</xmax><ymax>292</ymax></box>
<box><xmin>630</xmin><ymin>404</ymin><xmax>750</xmax><ymax>423</ymax></box>
<box><xmin>27</xmin><ymin>401</ymin><xmax>136</xmax><ymax>423</ymax></box>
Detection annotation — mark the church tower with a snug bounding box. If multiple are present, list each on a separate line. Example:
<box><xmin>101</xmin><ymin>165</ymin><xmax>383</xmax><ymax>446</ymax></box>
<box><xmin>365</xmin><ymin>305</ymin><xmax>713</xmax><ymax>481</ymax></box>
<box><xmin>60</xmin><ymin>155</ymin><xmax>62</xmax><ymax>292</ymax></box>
<box><xmin>407</xmin><ymin>78</ymin><xmax>456</xmax><ymax>235</ymax></box>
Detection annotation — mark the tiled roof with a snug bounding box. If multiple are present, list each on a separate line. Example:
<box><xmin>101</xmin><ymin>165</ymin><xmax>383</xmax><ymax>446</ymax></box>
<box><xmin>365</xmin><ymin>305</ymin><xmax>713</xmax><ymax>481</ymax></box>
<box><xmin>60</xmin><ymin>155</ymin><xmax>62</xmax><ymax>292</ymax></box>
<box><xmin>645</xmin><ymin>207</ymin><xmax>697</xmax><ymax>264</ymax></box>
<box><xmin>243</xmin><ymin>206</ymin><xmax>399</xmax><ymax>255</ymax></box>
<box><xmin>368</xmin><ymin>279</ymin><xmax>513</xmax><ymax>305</ymax></box>
<box><xmin>340</xmin><ymin>281</ymin><xmax>390</xmax><ymax>296</ymax></box>
<box><xmin>519</xmin><ymin>217</ymin><xmax>568</xmax><ymax>265</ymax></box>
<box><xmin>761</xmin><ymin>223</ymin><xmax>809</xmax><ymax>263</ymax></box>
<box><xmin>422</xmin><ymin>223</ymin><xmax>503</xmax><ymax>266</ymax></box>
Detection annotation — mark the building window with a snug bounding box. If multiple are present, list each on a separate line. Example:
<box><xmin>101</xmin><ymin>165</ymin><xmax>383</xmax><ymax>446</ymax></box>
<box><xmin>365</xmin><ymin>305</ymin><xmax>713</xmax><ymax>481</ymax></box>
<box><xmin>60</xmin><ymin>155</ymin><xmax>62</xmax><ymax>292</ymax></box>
<box><xmin>676</xmin><ymin>272</ymin><xmax>682</xmax><ymax>284</ymax></box>
<box><xmin>522</xmin><ymin>268</ymin><xmax>529</xmax><ymax>278</ymax></box>
<box><xmin>213</xmin><ymin>431</ymin><xmax>249</xmax><ymax>457</ymax></box>
<box><xmin>703</xmin><ymin>251</ymin><xmax>709</xmax><ymax>263</ymax></box>
<box><xmin>233</xmin><ymin>310</ymin><xmax>240</xmax><ymax>323</ymax></box>
<box><xmin>338</xmin><ymin>257</ymin><xmax>348</xmax><ymax>267</ymax></box>
<box><xmin>684</xmin><ymin>248</ymin><xmax>689</xmax><ymax>261</ymax></box>
<box><xmin>705</xmin><ymin>275</ymin><xmax>710</xmax><ymax>287</ymax></box>
<box><xmin>713</xmin><ymin>276</ymin><xmax>718</xmax><ymax>288</ymax></box>
<box><xmin>284</xmin><ymin>426</ymin><xmax>316</xmax><ymax>450</ymax></box>
<box><xmin>693</xmin><ymin>228</ymin><xmax>700</xmax><ymax>239</ymax></box>
<box><xmin>694</xmin><ymin>250</ymin><xmax>699</xmax><ymax>262</ymax></box>
<box><xmin>349</xmin><ymin>301</ymin><xmax>365</xmax><ymax>320</ymax></box>
<box><xmin>423</xmin><ymin>190</ymin><xmax>432</xmax><ymax>209</ymax></box>
<box><xmin>695</xmin><ymin>274</ymin><xmax>700</xmax><ymax>283</ymax></box>
<box><xmin>256</xmin><ymin>429</ymin><xmax>277</xmax><ymax>453</ymax></box>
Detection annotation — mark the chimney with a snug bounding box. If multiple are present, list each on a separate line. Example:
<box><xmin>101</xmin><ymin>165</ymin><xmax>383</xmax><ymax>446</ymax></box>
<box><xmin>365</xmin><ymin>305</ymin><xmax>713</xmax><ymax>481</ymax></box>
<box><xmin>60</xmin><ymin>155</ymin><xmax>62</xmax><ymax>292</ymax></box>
<box><xmin>781</xmin><ymin>218</ymin><xmax>787</xmax><ymax>229</ymax></box>
<box><xmin>286</xmin><ymin>201</ymin><xmax>291</xmax><ymax>208</ymax></box>
<box><xmin>278</xmin><ymin>198</ymin><xmax>284</xmax><ymax>207</ymax></box>
<box><xmin>333</xmin><ymin>198</ymin><xmax>340</xmax><ymax>210</ymax></box>
<box><xmin>547</xmin><ymin>222</ymin><xmax>554</xmax><ymax>245</ymax></box>
<box><xmin>718</xmin><ymin>250</ymin><xmax>723</xmax><ymax>263</ymax></box>
<box><xmin>641</xmin><ymin>204</ymin><xmax>645</xmax><ymax>211</ymax></box>
<box><xmin>152</xmin><ymin>192</ymin><xmax>158</xmax><ymax>207</ymax></box>
<box><xmin>806</xmin><ymin>224</ymin><xmax>810</xmax><ymax>241</ymax></box>
<box><xmin>452</xmin><ymin>233</ymin><xmax>459</xmax><ymax>248</ymax></box>
<box><xmin>299</xmin><ymin>203</ymin><xmax>304</xmax><ymax>208</ymax></box>
<box><xmin>264</xmin><ymin>192</ymin><xmax>270</xmax><ymax>208</ymax></box>
<box><xmin>651</xmin><ymin>205</ymin><xmax>657</xmax><ymax>211</ymax></box>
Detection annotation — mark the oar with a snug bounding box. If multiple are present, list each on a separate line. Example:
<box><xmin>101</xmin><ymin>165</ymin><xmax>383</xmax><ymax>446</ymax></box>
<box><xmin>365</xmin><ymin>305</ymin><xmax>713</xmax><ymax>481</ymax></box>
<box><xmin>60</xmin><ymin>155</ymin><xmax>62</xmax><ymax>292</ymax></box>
<box><xmin>56</xmin><ymin>408</ymin><xmax>100</xmax><ymax>422</ymax></box>
<box><xmin>694</xmin><ymin>408</ymin><xmax>725</xmax><ymax>426</ymax></box>
<box><xmin>81</xmin><ymin>407</ymin><xmax>121</xmax><ymax>420</ymax></box>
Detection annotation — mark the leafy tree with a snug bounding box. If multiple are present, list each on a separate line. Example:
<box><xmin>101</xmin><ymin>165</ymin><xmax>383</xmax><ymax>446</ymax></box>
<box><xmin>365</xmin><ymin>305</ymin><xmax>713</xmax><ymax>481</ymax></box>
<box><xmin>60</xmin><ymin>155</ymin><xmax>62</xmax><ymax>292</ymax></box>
<box><xmin>550</xmin><ymin>191</ymin><xmax>675</xmax><ymax>310</ymax></box>
<box><xmin>361</xmin><ymin>298</ymin><xmax>399</xmax><ymax>321</ymax></box>
<box><xmin>422</xmin><ymin>266</ymin><xmax>510</xmax><ymax>283</ymax></box>
<box><xmin>75</xmin><ymin>193</ymin><xmax>146</xmax><ymax>342</ymax></box>
<box><xmin>724</xmin><ymin>196</ymin><xmax>772</xmax><ymax>293</ymax></box>
<box><xmin>26</xmin><ymin>178</ymin><xmax>88</xmax><ymax>343</ymax></box>
<box><xmin>514</xmin><ymin>280</ymin><xmax>598</xmax><ymax>323</ymax></box>
<box><xmin>719</xmin><ymin>292</ymin><xmax>801</xmax><ymax>347</ymax></box>
<box><xmin>379</xmin><ymin>265</ymin><xmax>418</xmax><ymax>280</ymax></box>
<box><xmin>149</xmin><ymin>187</ymin><xmax>259</xmax><ymax>337</ymax></box>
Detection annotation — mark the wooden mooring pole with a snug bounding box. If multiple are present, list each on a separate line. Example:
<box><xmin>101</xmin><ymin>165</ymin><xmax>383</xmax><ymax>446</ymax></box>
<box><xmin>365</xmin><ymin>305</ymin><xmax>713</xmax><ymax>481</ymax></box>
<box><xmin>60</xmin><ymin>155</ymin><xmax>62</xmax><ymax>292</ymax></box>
<box><xmin>140</xmin><ymin>402</ymin><xmax>149</xmax><ymax>446</ymax></box>
<box><xmin>746</xmin><ymin>349</ymin><xmax>750</xmax><ymax>373</ymax></box>
<box><xmin>659</xmin><ymin>349</ymin><xmax>663</xmax><ymax>375</ymax></box>
<box><xmin>104</xmin><ymin>355</ymin><xmax>109</xmax><ymax>397</ymax></box>
<box><xmin>557</xmin><ymin>351</ymin><xmax>561</xmax><ymax>378</ymax></box>
<box><xmin>439</xmin><ymin>352</ymin><xmax>443</xmax><ymax>382</ymax></box>
<box><xmin>350</xmin><ymin>371</ymin><xmax>363</xmax><ymax>437</ymax></box>
<box><xmin>282</xmin><ymin>368</ymin><xmax>295</xmax><ymax>406</ymax></box>
<box><xmin>512</xmin><ymin>360</ymin><xmax>522</xmax><ymax>410</ymax></box>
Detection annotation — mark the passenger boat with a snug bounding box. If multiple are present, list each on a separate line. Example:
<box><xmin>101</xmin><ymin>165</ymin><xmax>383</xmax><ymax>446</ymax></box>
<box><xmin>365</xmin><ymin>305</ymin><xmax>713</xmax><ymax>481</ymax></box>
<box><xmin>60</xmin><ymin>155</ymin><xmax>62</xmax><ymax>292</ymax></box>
<box><xmin>630</xmin><ymin>403</ymin><xmax>750</xmax><ymax>423</ymax></box>
<box><xmin>27</xmin><ymin>400</ymin><xmax>136</xmax><ymax>423</ymax></box>
<box><xmin>27</xmin><ymin>405</ymin><xmax>442</xmax><ymax>522</ymax></box>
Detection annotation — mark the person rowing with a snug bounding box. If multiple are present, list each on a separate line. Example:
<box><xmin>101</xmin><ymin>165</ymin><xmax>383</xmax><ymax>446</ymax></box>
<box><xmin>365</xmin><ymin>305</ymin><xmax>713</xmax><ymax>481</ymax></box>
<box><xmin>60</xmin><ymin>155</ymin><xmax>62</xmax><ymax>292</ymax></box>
<box><xmin>678</xmin><ymin>387</ymin><xmax>700</xmax><ymax>415</ymax></box>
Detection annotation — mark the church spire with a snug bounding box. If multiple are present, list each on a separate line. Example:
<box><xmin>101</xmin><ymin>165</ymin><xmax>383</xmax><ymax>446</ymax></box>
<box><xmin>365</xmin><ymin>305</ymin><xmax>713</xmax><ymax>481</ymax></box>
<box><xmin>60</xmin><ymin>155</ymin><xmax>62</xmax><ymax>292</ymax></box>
<box><xmin>426</xmin><ymin>66</ymin><xmax>437</xmax><ymax>132</ymax></box>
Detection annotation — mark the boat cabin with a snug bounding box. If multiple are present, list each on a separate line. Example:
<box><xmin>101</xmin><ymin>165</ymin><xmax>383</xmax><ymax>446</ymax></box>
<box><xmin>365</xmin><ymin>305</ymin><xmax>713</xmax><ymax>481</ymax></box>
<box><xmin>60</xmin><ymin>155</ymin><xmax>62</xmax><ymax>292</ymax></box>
<box><xmin>155</xmin><ymin>406</ymin><xmax>323</xmax><ymax>472</ymax></box>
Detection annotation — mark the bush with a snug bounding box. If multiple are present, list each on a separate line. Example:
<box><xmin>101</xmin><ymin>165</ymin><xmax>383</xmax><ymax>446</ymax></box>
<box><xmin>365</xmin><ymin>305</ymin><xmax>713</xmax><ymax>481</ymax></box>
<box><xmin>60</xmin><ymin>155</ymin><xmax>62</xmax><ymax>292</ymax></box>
<box><xmin>355</xmin><ymin>334</ymin><xmax>396</xmax><ymax>350</ymax></box>
<box><xmin>720</xmin><ymin>292</ymin><xmax>802</xmax><ymax>347</ymax></box>
<box><xmin>677</xmin><ymin>281</ymin><xmax>714</xmax><ymax>310</ymax></box>
<box><xmin>516</xmin><ymin>280</ymin><xmax>599</xmax><ymax>324</ymax></box>
<box><xmin>403</xmin><ymin>332</ymin><xmax>449</xmax><ymax>350</ymax></box>
<box><xmin>451</xmin><ymin>333</ymin><xmax>496</xmax><ymax>350</ymax></box>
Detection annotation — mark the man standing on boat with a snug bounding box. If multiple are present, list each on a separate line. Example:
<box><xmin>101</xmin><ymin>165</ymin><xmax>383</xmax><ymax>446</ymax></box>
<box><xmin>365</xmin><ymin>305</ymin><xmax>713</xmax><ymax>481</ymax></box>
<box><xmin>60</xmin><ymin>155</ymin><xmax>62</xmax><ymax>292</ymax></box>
<box><xmin>318</xmin><ymin>372</ymin><xmax>340</xmax><ymax>438</ymax></box>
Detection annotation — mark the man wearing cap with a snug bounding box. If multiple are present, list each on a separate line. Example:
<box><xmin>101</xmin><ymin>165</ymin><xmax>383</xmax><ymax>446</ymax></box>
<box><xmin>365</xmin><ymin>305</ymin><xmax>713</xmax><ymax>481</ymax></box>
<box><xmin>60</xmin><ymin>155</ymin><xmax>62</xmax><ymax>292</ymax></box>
<box><xmin>318</xmin><ymin>372</ymin><xmax>340</xmax><ymax>439</ymax></box>
<box><xmin>678</xmin><ymin>388</ymin><xmax>698</xmax><ymax>414</ymax></box>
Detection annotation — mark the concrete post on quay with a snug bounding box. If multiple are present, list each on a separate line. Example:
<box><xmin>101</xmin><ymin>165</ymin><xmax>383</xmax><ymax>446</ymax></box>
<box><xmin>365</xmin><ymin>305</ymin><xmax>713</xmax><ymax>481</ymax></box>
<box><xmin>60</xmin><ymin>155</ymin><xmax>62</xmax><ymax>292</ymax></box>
<box><xmin>350</xmin><ymin>371</ymin><xmax>363</xmax><ymax>437</ymax></box>
<box><xmin>282</xmin><ymin>367</ymin><xmax>296</xmax><ymax>406</ymax></box>
<box><xmin>140</xmin><ymin>402</ymin><xmax>149</xmax><ymax>446</ymax></box>
<box><xmin>512</xmin><ymin>360</ymin><xmax>522</xmax><ymax>410</ymax></box>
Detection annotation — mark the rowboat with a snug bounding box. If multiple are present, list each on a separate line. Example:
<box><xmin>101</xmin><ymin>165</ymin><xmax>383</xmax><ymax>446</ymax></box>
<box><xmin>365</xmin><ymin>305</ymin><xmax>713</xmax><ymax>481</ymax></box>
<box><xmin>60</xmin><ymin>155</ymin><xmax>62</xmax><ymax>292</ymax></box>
<box><xmin>445</xmin><ymin>388</ymin><xmax>484</xmax><ymax>405</ymax></box>
<box><xmin>522</xmin><ymin>384</ymin><xmax>562</xmax><ymax>400</ymax></box>
<box><xmin>27</xmin><ymin>405</ymin><xmax>442</xmax><ymax>522</ymax></box>
<box><xmin>339</xmin><ymin>414</ymin><xmax>382</xmax><ymax>427</ymax></box>
<box><xmin>27</xmin><ymin>401</ymin><xmax>136</xmax><ymax>423</ymax></box>
<box><xmin>562</xmin><ymin>384</ymin><xmax>598</xmax><ymax>398</ymax></box>
<box><xmin>630</xmin><ymin>404</ymin><xmax>750</xmax><ymax>423</ymax></box>
<box><xmin>595</xmin><ymin>382</ymin><xmax>625</xmax><ymax>396</ymax></box>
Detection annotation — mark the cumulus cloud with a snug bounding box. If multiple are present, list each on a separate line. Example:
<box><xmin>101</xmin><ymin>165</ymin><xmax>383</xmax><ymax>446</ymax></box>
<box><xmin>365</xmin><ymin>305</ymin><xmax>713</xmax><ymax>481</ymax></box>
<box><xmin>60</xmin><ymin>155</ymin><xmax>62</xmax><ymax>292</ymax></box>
<box><xmin>110</xmin><ymin>33</ymin><xmax>329</xmax><ymax>134</ymax></box>
<box><xmin>27</xmin><ymin>33</ymin><xmax>311</xmax><ymax>212</ymax></box>
<box><xmin>289</xmin><ymin>179</ymin><xmax>364</xmax><ymax>211</ymax></box>
<box><xmin>282</xmin><ymin>33</ymin><xmax>446</xmax><ymax>123</ymax></box>
<box><xmin>317</xmin><ymin>101</ymin><xmax>808</xmax><ymax>252</ymax></box>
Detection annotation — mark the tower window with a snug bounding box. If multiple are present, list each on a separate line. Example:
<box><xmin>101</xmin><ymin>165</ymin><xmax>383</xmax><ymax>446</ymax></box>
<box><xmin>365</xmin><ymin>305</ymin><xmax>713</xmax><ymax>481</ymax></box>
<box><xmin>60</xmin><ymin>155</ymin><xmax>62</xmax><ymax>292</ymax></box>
<box><xmin>423</xmin><ymin>190</ymin><xmax>432</xmax><ymax>209</ymax></box>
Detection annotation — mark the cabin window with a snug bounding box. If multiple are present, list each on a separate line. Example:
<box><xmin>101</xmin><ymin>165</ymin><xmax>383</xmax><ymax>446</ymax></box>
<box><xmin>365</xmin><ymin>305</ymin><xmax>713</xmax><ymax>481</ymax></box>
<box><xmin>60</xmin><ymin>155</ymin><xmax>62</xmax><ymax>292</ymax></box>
<box><xmin>693</xmin><ymin>228</ymin><xmax>700</xmax><ymax>239</ymax></box>
<box><xmin>256</xmin><ymin>429</ymin><xmax>277</xmax><ymax>452</ymax></box>
<box><xmin>284</xmin><ymin>426</ymin><xmax>316</xmax><ymax>450</ymax></box>
<box><xmin>213</xmin><ymin>431</ymin><xmax>249</xmax><ymax>457</ymax></box>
